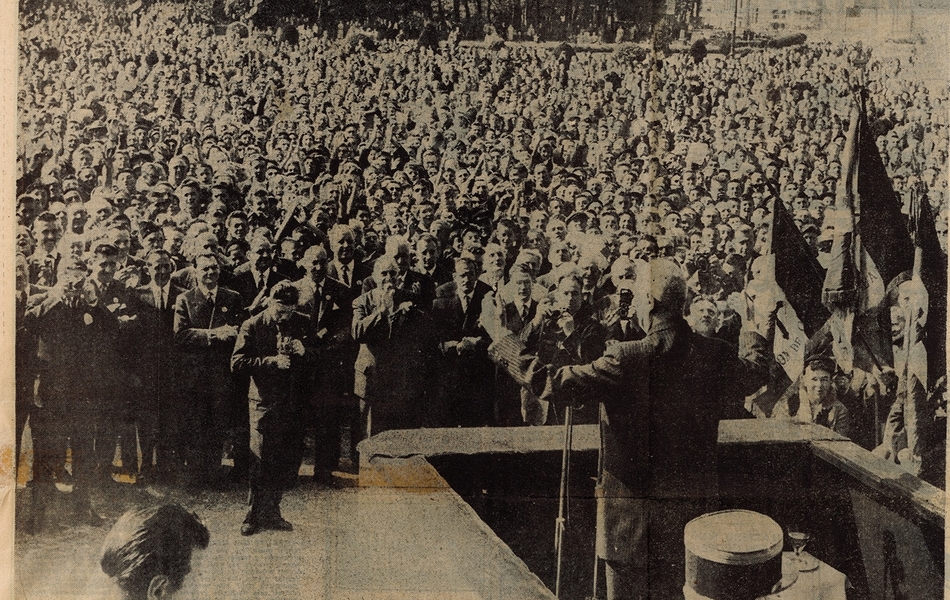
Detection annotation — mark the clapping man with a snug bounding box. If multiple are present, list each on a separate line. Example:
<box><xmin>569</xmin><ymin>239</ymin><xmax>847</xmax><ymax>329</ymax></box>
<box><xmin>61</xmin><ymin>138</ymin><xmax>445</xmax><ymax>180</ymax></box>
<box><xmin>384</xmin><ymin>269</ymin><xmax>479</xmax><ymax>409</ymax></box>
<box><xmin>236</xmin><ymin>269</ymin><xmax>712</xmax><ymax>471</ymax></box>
<box><xmin>174</xmin><ymin>253</ymin><xmax>246</xmax><ymax>488</ymax></box>
<box><xmin>431</xmin><ymin>257</ymin><xmax>495</xmax><ymax>427</ymax></box>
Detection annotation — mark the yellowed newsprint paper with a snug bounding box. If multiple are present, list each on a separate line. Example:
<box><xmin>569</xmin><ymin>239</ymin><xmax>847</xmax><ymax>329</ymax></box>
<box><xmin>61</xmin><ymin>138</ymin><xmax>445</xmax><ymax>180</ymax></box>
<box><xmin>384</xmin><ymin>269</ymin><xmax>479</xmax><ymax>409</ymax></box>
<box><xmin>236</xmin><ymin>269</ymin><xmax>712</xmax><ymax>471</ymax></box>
<box><xmin>3</xmin><ymin>1</ymin><xmax>949</xmax><ymax>599</ymax></box>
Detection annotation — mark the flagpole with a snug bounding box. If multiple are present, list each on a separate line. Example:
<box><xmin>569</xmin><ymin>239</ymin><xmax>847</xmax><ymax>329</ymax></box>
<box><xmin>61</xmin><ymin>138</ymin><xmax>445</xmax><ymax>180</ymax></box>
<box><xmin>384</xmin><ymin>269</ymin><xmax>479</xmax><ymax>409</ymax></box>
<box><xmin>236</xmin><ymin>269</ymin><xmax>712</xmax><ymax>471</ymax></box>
<box><xmin>554</xmin><ymin>404</ymin><xmax>573</xmax><ymax>599</ymax></box>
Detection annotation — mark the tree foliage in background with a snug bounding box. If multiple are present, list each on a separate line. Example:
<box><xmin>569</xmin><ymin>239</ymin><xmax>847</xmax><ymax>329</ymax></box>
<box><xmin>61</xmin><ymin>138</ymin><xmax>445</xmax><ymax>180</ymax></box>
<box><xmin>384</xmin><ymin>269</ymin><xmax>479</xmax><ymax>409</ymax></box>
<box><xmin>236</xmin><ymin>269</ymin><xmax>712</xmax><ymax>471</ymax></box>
<box><xmin>20</xmin><ymin>0</ymin><xmax>691</xmax><ymax>41</ymax></box>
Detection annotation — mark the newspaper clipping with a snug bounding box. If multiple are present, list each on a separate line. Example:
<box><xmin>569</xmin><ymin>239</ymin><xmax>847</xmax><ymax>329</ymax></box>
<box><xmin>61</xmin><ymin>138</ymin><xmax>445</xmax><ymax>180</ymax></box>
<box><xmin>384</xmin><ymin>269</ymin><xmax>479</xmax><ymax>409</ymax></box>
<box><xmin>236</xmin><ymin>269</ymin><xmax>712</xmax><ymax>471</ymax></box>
<box><xmin>7</xmin><ymin>0</ymin><xmax>948</xmax><ymax>598</ymax></box>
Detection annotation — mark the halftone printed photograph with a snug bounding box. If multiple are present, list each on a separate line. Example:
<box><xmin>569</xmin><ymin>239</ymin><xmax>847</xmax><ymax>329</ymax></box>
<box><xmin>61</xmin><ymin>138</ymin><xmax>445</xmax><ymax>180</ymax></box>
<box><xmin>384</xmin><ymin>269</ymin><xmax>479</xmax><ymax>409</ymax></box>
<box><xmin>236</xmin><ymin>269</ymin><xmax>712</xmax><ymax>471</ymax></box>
<box><xmin>8</xmin><ymin>0</ymin><xmax>948</xmax><ymax>598</ymax></box>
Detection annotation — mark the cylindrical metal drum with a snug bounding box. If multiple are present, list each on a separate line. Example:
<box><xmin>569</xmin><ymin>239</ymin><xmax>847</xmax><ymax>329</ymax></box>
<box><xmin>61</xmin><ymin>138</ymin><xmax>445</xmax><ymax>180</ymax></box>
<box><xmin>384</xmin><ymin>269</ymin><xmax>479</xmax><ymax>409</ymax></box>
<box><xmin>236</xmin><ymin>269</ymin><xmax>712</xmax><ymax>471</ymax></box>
<box><xmin>684</xmin><ymin>510</ymin><xmax>783</xmax><ymax>600</ymax></box>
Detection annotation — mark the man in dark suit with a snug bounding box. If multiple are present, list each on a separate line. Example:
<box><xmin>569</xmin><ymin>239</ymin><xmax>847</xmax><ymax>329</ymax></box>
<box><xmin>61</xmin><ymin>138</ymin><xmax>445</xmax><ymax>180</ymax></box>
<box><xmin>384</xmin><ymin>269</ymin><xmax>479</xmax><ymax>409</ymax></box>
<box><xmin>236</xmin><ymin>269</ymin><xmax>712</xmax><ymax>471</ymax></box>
<box><xmin>229</xmin><ymin>233</ymin><xmax>288</xmax><ymax>314</ymax></box>
<box><xmin>599</xmin><ymin>257</ymin><xmax>648</xmax><ymax>343</ymax></box>
<box><xmin>15</xmin><ymin>254</ymin><xmax>43</xmax><ymax>485</ymax></box>
<box><xmin>86</xmin><ymin>242</ymin><xmax>141</xmax><ymax>480</ymax></box>
<box><xmin>519</xmin><ymin>269</ymin><xmax>607</xmax><ymax>425</ymax></box>
<box><xmin>28</xmin><ymin>212</ymin><xmax>62</xmax><ymax>287</ymax></box>
<box><xmin>171</xmin><ymin>231</ymin><xmax>233</xmax><ymax>291</ymax></box>
<box><xmin>25</xmin><ymin>255</ymin><xmax>121</xmax><ymax>529</ymax></box>
<box><xmin>431</xmin><ymin>257</ymin><xmax>495</xmax><ymax>427</ymax></box>
<box><xmin>293</xmin><ymin>245</ymin><xmax>357</xmax><ymax>481</ymax></box>
<box><xmin>487</xmin><ymin>259</ymin><xmax>774</xmax><ymax>599</ymax></box>
<box><xmin>494</xmin><ymin>262</ymin><xmax>538</xmax><ymax>426</ymax></box>
<box><xmin>173</xmin><ymin>253</ymin><xmax>247</xmax><ymax>487</ymax></box>
<box><xmin>219</xmin><ymin>231</ymin><xmax>285</xmax><ymax>480</ymax></box>
<box><xmin>352</xmin><ymin>256</ymin><xmax>437</xmax><ymax>436</ymax></box>
<box><xmin>327</xmin><ymin>224</ymin><xmax>371</xmax><ymax>299</ymax></box>
<box><xmin>414</xmin><ymin>233</ymin><xmax>453</xmax><ymax>287</ymax></box>
<box><xmin>232</xmin><ymin>282</ymin><xmax>313</xmax><ymax>535</ymax></box>
<box><xmin>133</xmin><ymin>249</ymin><xmax>187</xmax><ymax>485</ymax></box>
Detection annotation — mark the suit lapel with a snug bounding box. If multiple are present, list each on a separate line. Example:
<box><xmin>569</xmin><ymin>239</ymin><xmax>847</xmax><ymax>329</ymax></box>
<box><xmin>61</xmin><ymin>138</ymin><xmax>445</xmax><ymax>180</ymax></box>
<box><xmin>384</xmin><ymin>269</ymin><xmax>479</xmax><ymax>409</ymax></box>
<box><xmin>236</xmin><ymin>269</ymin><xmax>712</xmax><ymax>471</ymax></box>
<box><xmin>314</xmin><ymin>284</ymin><xmax>327</xmax><ymax>327</ymax></box>
<box><xmin>462</xmin><ymin>291</ymin><xmax>481</xmax><ymax>331</ymax></box>
<box><xmin>193</xmin><ymin>289</ymin><xmax>214</xmax><ymax>328</ymax></box>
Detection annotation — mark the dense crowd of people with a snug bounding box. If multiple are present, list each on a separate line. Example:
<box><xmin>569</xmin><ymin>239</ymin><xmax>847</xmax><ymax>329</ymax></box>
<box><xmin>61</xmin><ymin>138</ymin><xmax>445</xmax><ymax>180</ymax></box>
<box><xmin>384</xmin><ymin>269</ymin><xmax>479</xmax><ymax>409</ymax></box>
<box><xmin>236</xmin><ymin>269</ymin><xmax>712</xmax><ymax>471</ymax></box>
<box><xmin>15</xmin><ymin>0</ymin><xmax>949</xmax><ymax>534</ymax></box>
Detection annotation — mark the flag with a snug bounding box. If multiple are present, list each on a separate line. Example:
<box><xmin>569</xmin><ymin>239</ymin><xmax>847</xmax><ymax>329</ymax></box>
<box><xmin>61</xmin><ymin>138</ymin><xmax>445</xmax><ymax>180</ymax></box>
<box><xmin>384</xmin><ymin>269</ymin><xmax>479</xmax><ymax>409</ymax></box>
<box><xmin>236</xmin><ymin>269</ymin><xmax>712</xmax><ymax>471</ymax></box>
<box><xmin>822</xmin><ymin>102</ymin><xmax>861</xmax><ymax>374</ymax></box>
<box><xmin>822</xmin><ymin>95</ymin><xmax>912</xmax><ymax>374</ymax></box>
<box><xmin>741</xmin><ymin>161</ymin><xmax>831</xmax><ymax>417</ymax></box>
<box><xmin>907</xmin><ymin>184</ymin><xmax>947</xmax><ymax>387</ymax></box>
<box><xmin>766</xmin><ymin>197</ymin><xmax>829</xmax><ymax>382</ymax></box>
<box><xmin>771</xmin><ymin>197</ymin><xmax>829</xmax><ymax>335</ymax></box>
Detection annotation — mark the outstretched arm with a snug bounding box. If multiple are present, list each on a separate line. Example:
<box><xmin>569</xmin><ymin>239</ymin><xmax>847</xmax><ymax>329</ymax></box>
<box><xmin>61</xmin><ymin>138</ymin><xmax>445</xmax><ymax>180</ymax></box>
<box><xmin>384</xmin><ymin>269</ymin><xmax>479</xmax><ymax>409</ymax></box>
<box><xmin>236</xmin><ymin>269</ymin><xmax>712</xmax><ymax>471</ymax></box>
<box><xmin>489</xmin><ymin>332</ymin><xmax>646</xmax><ymax>407</ymax></box>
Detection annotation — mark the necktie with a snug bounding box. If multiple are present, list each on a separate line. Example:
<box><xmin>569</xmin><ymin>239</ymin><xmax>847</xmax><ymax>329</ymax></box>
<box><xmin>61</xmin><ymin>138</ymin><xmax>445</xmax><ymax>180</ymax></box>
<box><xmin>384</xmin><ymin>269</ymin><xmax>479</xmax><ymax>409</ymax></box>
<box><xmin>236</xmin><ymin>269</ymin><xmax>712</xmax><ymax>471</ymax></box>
<box><xmin>160</xmin><ymin>290</ymin><xmax>166</xmax><ymax>311</ymax></box>
<box><xmin>341</xmin><ymin>265</ymin><xmax>349</xmax><ymax>287</ymax></box>
<box><xmin>207</xmin><ymin>292</ymin><xmax>216</xmax><ymax>329</ymax></box>
<box><xmin>316</xmin><ymin>285</ymin><xmax>324</xmax><ymax>321</ymax></box>
<box><xmin>461</xmin><ymin>295</ymin><xmax>469</xmax><ymax>314</ymax></box>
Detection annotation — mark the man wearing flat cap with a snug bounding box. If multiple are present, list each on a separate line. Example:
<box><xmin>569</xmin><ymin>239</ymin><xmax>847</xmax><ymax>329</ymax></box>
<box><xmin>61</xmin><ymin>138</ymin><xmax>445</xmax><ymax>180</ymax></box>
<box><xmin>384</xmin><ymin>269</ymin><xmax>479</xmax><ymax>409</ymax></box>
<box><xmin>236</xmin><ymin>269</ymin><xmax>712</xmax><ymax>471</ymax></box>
<box><xmin>773</xmin><ymin>355</ymin><xmax>852</xmax><ymax>438</ymax></box>
<box><xmin>232</xmin><ymin>281</ymin><xmax>313</xmax><ymax>535</ymax></box>
<box><xmin>25</xmin><ymin>254</ymin><xmax>123</xmax><ymax>529</ymax></box>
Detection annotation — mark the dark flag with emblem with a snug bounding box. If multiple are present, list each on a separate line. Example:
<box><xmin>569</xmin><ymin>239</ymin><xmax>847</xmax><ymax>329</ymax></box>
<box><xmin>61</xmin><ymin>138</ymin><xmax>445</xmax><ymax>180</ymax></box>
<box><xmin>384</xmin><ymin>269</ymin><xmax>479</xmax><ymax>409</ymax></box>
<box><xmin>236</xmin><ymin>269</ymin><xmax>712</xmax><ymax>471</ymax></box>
<box><xmin>822</xmin><ymin>95</ymin><xmax>910</xmax><ymax>375</ymax></box>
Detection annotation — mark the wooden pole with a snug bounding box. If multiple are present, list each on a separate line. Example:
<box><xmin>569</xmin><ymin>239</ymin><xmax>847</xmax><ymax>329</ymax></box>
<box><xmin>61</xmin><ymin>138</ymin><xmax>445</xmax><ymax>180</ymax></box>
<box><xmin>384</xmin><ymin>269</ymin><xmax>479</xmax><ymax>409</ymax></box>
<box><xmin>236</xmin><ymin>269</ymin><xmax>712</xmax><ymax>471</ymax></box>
<box><xmin>554</xmin><ymin>405</ymin><xmax>573</xmax><ymax>598</ymax></box>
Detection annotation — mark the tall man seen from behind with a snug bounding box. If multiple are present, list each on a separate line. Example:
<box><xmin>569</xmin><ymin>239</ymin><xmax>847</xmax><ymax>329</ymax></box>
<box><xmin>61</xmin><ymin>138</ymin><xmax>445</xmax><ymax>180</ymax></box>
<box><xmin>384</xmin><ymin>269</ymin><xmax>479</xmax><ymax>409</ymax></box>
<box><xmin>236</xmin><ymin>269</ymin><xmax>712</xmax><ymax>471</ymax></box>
<box><xmin>174</xmin><ymin>253</ymin><xmax>247</xmax><ymax>488</ymax></box>
<box><xmin>232</xmin><ymin>282</ymin><xmax>313</xmax><ymax>535</ymax></box>
<box><xmin>485</xmin><ymin>259</ymin><xmax>774</xmax><ymax>599</ymax></box>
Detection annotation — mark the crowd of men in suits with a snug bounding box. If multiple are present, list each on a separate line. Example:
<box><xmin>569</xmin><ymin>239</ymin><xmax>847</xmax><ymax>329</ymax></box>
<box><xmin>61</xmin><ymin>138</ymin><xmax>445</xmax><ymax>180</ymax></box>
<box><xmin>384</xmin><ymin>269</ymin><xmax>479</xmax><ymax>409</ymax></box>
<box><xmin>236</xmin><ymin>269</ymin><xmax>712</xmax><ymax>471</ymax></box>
<box><xmin>15</xmin><ymin>1</ymin><xmax>949</xmax><ymax>533</ymax></box>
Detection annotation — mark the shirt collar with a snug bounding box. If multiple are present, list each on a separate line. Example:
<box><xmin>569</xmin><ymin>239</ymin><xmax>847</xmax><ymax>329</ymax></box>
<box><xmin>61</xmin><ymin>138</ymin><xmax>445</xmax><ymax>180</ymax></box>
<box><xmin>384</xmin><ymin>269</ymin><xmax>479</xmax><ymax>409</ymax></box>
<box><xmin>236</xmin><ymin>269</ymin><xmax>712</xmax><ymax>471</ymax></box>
<box><xmin>514</xmin><ymin>298</ymin><xmax>528</xmax><ymax>314</ymax></box>
<box><xmin>199</xmin><ymin>286</ymin><xmax>217</xmax><ymax>303</ymax></box>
